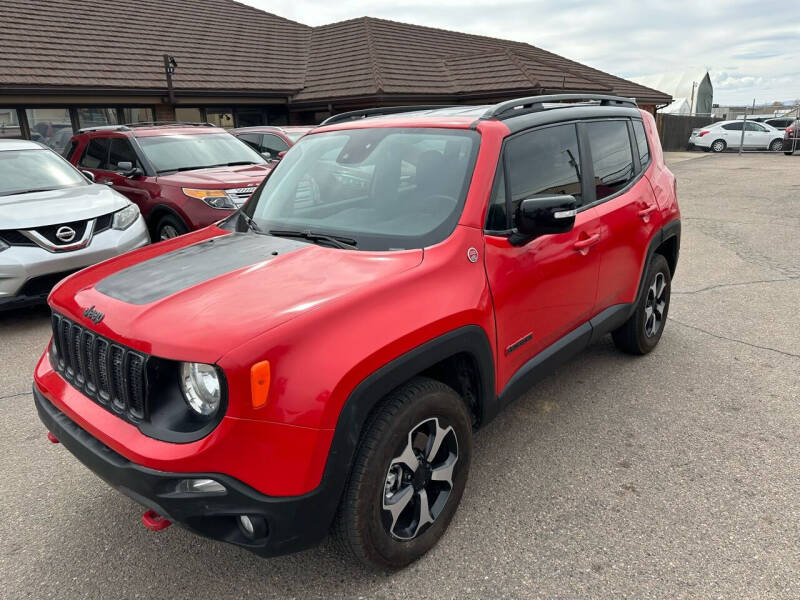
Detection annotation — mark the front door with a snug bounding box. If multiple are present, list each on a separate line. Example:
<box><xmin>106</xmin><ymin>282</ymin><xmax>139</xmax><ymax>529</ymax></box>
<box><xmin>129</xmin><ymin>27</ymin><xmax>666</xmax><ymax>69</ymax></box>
<box><xmin>483</xmin><ymin>123</ymin><xmax>601</xmax><ymax>390</ymax></box>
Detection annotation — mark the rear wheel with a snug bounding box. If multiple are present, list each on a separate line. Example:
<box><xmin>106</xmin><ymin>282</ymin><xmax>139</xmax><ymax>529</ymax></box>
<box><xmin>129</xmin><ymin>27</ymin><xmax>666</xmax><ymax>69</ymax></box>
<box><xmin>612</xmin><ymin>254</ymin><xmax>671</xmax><ymax>355</ymax></box>
<box><xmin>333</xmin><ymin>377</ymin><xmax>472</xmax><ymax>570</ymax></box>
<box><xmin>769</xmin><ymin>139</ymin><xmax>783</xmax><ymax>152</ymax></box>
<box><xmin>784</xmin><ymin>149</ymin><xmax>794</xmax><ymax>156</ymax></box>
<box><xmin>154</xmin><ymin>214</ymin><xmax>188</xmax><ymax>241</ymax></box>
<box><xmin>710</xmin><ymin>139</ymin><xmax>726</xmax><ymax>153</ymax></box>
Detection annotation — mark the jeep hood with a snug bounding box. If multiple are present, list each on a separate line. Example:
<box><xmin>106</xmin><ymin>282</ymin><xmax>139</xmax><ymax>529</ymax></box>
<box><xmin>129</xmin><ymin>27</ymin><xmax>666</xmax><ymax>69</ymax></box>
<box><xmin>57</xmin><ymin>231</ymin><xmax>423</xmax><ymax>362</ymax></box>
<box><xmin>155</xmin><ymin>163</ymin><xmax>271</xmax><ymax>188</ymax></box>
<box><xmin>0</xmin><ymin>183</ymin><xmax>130</xmax><ymax>229</ymax></box>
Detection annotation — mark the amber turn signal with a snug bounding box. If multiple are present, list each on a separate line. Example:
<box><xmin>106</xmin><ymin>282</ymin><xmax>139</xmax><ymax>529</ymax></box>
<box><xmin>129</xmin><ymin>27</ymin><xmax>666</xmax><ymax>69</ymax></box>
<box><xmin>251</xmin><ymin>360</ymin><xmax>271</xmax><ymax>408</ymax></box>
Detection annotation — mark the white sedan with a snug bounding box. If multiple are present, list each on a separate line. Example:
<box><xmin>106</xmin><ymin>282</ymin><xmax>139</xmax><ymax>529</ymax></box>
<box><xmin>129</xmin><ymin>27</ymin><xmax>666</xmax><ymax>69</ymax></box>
<box><xmin>689</xmin><ymin>120</ymin><xmax>784</xmax><ymax>152</ymax></box>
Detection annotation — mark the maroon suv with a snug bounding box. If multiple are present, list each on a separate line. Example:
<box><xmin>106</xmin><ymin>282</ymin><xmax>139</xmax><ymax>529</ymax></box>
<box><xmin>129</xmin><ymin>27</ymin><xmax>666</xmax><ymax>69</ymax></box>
<box><xmin>231</xmin><ymin>126</ymin><xmax>313</xmax><ymax>160</ymax></box>
<box><xmin>65</xmin><ymin>124</ymin><xmax>272</xmax><ymax>240</ymax></box>
<box><xmin>784</xmin><ymin>120</ymin><xmax>799</xmax><ymax>155</ymax></box>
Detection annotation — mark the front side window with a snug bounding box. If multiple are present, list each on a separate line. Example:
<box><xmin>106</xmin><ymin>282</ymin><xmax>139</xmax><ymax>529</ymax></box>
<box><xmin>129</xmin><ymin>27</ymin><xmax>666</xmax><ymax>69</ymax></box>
<box><xmin>0</xmin><ymin>149</ymin><xmax>87</xmax><ymax>196</ymax></box>
<box><xmin>79</xmin><ymin>138</ymin><xmax>110</xmax><ymax>170</ymax></box>
<box><xmin>631</xmin><ymin>120</ymin><xmax>650</xmax><ymax>168</ymax></box>
<box><xmin>246</xmin><ymin>128</ymin><xmax>480</xmax><ymax>250</ymax></box>
<box><xmin>504</xmin><ymin>123</ymin><xmax>582</xmax><ymax>222</ymax></box>
<box><xmin>261</xmin><ymin>134</ymin><xmax>290</xmax><ymax>156</ymax></box>
<box><xmin>585</xmin><ymin>120</ymin><xmax>635</xmax><ymax>201</ymax></box>
<box><xmin>108</xmin><ymin>138</ymin><xmax>141</xmax><ymax>170</ymax></box>
<box><xmin>137</xmin><ymin>133</ymin><xmax>265</xmax><ymax>174</ymax></box>
<box><xmin>745</xmin><ymin>122</ymin><xmax>767</xmax><ymax>132</ymax></box>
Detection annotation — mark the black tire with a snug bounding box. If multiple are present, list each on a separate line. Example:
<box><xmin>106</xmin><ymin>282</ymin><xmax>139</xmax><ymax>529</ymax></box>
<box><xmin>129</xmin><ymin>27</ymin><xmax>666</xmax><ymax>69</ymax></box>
<box><xmin>784</xmin><ymin>150</ymin><xmax>794</xmax><ymax>156</ymax></box>
<box><xmin>333</xmin><ymin>377</ymin><xmax>472</xmax><ymax>571</ymax></box>
<box><xmin>769</xmin><ymin>139</ymin><xmax>783</xmax><ymax>152</ymax></box>
<box><xmin>710</xmin><ymin>139</ymin><xmax>726</xmax><ymax>153</ymax></box>
<box><xmin>612</xmin><ymin>254</ymin><xmax>671</xmax><ymax>355</ymax></box>
<box><xmin>153</xmin><ymin>214</ymin><xmax>188</xmax><ymax>242</ymax></box>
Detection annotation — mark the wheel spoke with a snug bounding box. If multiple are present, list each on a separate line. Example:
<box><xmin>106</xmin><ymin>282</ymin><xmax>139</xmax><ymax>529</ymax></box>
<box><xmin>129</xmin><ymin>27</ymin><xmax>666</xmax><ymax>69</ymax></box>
<box><xmin>430</xmin><ymin>453</ymin><xmax>457</xmax><ymax>487</ymax></box>
<box><xmin>654</xmin><ymin>299</ymin><xmax>666</xmax><ymax>319</ymax></box>
<box><xmin>383</xmin><ymin>484</ymin><xmax>414</xmax><ymax>534</ymax></box>
<box><xmin>391</xmin><ymin>436</ymin><xmax>420</xmax><ymax>472</ymax></box>
<box><xmin>412</xmin><ymin>489</ymin><xmax>434</xmax><ymax>538</ymax></box>
<box><xmin>644</xmin><ymin>304</ymin><xmax>654</xmax><ymax>320</ymax></box>
<box><xmin>426</xmin><ymin>419</ymin><xmax>453</xmax><ymax>462</ymax></box>
<box><xmin>654</xmin><ymin>273</ymin><xmax>665</xmax><ymax>299</ymax></box>
<box><xmin>645</xmin><ymin>314</ymin><xmax>655</xmax><ymax>335</ymax></box>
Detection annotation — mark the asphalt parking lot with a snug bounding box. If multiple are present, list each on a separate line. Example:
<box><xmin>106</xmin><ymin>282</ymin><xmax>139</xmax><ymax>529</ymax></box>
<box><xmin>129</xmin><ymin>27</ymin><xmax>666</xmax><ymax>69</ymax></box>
<box><xmin>1</xmin><ymin>152</ymin><xmax>798</xmax><ymax>599</ymax></box>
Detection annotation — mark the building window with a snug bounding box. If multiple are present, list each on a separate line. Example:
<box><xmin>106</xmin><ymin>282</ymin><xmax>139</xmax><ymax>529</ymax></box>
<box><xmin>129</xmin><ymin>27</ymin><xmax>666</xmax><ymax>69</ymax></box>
<box><xmin>175</xmin><ymin>107</ymin><xmax>203</xmax><ymax>123</ymax></box>
<box><xmin>26</xmin><ymin>108</ymin><xmax>74</xmax><ymax>155</ymax></box>
<box><xmin>206</xmin><ymin>108</ymin><xmax>234</xmax><ymax>128</ymax></box>
<box><xmin>77</xmin><ymin>107</ymin><xmax>119</xmax><ymax>129</ymax></box>
<box><xmin>236</xmin><ymin>108</ymin><xmax>265</xmax><ymax>127</ymax></box>
<box><xmin>0</xmin><ymin>107</ymin><xmax>23</xmax><ymax>139</ymax></box>
<box><xmin>121</xmin><ymin>107</ymin><xmax>155</xmax><ymax>124</ymax></box>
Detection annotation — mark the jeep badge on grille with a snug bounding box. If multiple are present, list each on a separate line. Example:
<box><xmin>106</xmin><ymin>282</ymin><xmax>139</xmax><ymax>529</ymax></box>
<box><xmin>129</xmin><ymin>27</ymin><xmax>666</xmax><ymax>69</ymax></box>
<box><xmin>83</xmin><ymin>306</ymin><xmax>104</xmax><ymax>324</ymax></box>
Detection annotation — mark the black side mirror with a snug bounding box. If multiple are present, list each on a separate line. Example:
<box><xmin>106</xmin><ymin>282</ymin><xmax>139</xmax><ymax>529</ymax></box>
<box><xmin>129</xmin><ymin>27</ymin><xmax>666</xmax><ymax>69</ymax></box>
<box><xmin>513</xmin><ymin>194</ymin><xmax>577</xmax><ymax>244</ymax></box>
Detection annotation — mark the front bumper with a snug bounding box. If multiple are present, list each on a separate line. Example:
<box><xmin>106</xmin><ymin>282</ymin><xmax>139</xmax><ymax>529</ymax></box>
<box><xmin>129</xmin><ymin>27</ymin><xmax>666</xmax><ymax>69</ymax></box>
<box><xmin>0</xmin><ymin>217</ymin><xmax>149</xmax><ymax>309</ymax></box>
<box><xmin>33</xmin><ymin>384</ymin><xmax>335</xmax><ymax>557</ymax></box>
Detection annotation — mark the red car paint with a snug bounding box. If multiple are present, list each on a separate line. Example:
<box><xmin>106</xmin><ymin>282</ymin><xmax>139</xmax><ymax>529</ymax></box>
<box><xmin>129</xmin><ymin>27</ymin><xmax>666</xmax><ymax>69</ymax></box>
<box><xmin>35</xmin><ymin>103</ymin><xmax>679</xmax><ymax>553</ymax></box>
<box><xmin>65</xmin><ymin>125</ymin><xmax>273</xmax><ymax>237</ymax></box>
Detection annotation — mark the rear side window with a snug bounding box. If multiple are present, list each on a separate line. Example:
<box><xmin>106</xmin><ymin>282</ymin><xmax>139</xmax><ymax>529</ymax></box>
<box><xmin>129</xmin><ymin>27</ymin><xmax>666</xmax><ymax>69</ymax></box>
<box><xmin>504</xmin><ymin>123</ymin><xmax>582</xmax><ymax>225</ymax></box>
<box><xmin>631</xmin><ymin>120</ymin><xmax>650</xmax><ymax>168</ymax></box>
<box><xmin>108</xmin><ymin>138</ymin><xmax>140</xmax><ymax>170</ymax></box>
<box><xmin>79</xmin><ymin>138</ymin><xmax>110</xmax><ymax>169</ymax></box>
<box><xmin>722</xmin><ymin>122</ymin><xmax>743</xmax><ymax>131</ymax></box>
<box><xmin>585</xmin><ymin>120</ymin><xmax>635</xmax><ymax>201</ymax></box>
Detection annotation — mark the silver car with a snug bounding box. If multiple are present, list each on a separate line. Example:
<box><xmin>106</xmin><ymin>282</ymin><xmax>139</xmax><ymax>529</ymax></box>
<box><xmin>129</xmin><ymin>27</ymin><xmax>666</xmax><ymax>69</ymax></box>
<box><xmin>0</xmin><ymin>139</ymin><xmax>149</xmax><ymax>310</ymax></box>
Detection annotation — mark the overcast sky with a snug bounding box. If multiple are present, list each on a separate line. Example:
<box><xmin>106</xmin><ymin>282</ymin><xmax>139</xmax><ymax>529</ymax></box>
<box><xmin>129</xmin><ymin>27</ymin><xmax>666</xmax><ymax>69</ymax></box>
<box><xmin>240</xmin><ymin>0</ymin><xmax>800</xmax><ymax>106</ymax></box>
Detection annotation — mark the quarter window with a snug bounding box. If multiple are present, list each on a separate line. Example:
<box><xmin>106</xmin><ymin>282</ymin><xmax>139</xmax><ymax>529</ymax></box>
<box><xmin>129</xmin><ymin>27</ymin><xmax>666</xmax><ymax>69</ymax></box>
<box><xmin>585</xmin><ymin>120</ymin><xmax>635</xmax><ymax>201</ymax></box>
<box><xmin>631</xmin><ymin>120</ymin><xmax>650</xmax><ymax>168</ymax></box>
<box><xmin>79</xmin><ymin>138</ymin><xmax>110</xmax><ymax>170</ymax></box>
<box><xmin>504</xmin><ymin>123</ymin><xmax>582</xmax><ymax>223</ymax></box>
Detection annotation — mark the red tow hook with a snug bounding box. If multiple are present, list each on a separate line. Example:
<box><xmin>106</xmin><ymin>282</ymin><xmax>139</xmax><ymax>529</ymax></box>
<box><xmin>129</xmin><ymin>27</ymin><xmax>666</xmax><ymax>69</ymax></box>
<box><xmin>46</xmin><ymin>431</ymin><xmax>60</xmax><ymax>444</ymax></box>
<box><xmin>142</xmin><ymin>510</ymin><xmax>172</xmax><ymax>531</ymax></box>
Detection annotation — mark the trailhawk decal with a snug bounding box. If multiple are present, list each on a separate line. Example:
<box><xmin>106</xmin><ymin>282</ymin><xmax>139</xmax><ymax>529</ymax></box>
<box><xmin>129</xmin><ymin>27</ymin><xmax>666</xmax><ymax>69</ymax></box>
<box><xmin>95</xmin><ymin>233</ymin><xmax>308</xmax><ymax>305</ymax></box>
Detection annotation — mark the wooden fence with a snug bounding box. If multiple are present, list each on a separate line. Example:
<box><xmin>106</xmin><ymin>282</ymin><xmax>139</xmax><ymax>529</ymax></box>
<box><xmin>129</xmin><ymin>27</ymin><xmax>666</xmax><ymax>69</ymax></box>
<box><xmin>656</xmin><ymin>114</ymin><xmax>716</xmax><ymax>151</ymax></box>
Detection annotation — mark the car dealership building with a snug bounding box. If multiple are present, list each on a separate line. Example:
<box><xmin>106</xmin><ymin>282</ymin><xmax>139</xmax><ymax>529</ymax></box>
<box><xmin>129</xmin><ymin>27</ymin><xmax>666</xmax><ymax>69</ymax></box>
<box><xmin>1</xmin><ymin>0</ymin><xmax>670</xmax><ymax>153</ymax></box>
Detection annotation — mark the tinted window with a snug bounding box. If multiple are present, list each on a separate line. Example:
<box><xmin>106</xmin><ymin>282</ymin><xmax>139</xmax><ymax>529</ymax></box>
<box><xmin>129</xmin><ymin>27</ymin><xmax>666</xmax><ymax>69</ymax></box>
<box><xmin>632</xmin><ymin>120</ymin><xmax>650</xmax><ymax>167</ymax></box>
<box><xmin>722</xmin><ymin>122</ymin><xmax>743</xmax><ymax>131</ymax></box>
<box><xmin>505</xmin><ymin>123</ymin><xmax>582</xmax><ymax>220</ymax></box>
<box><xmin>79</xmin><ymin>138</ymin><xmax>110</xmax><ymax>169</ymax></box>
<box><xmin>247</xmin><ymin>128</ymin><xmax>479</xmax><ymax>251</ymax></box>
<box><xmin>585</xmin><ymin>120</ymin><xmax>634</xmax><ymax>201</ymax></box>
<box><xmin>108</xmin><ymin>138</ymin><xmax>140</xmax><ymax>170</ymax></box>
<box><xmin>261</xmin><ymin>134</ymin><xmax>290</xmax><ymax>155</ymax></box>
<box><xmin>237</xmin><ymin>133</ymin><xmax>262</xmax><ymax>151</ymax></box>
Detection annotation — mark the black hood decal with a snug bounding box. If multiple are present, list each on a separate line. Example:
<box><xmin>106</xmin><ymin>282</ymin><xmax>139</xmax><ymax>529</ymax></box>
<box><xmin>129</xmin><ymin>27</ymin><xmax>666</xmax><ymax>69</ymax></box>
<box><xmin>95</xmin><ymin>233</ymin><xmax>308</xmax><ymax>305</ymax></box>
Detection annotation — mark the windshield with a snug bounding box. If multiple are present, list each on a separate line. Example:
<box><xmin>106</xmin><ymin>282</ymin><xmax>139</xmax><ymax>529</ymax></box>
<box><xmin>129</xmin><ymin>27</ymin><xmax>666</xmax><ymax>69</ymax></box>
<box><xmin>0</xmin><ymin>149</ymin><xmax>87</xmax><ymax>196</ymax></box>
<box><xmin>138</xmin><ymin>132</ymin><xmax>266</xmax><ymax>173</ymax></box>
<box><xmin>245</xmin><ymin>128</ymin><xmax>479</xmax><ymax>251</ymax></box>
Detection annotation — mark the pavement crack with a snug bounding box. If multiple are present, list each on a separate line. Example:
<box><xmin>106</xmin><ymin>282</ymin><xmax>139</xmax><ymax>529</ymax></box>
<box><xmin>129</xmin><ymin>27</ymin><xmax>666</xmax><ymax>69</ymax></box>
<box><xmin>673</xmin><ymin>277</ymin><xmax>798</xmax><ymax>295</ymax></box>
<box><xmin>0</xmin><ymin>391</ymin><xmax>30</xmax><ymax>401</ymax></box>
<box><xmin>669</xmin><ymin>318</ymin><xmax>800</xmax><ymax>359</ymax></box>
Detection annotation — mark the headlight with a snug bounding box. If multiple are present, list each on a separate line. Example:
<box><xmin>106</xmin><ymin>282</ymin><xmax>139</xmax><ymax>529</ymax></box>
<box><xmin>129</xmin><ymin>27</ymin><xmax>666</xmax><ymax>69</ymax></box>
<box><xmin>182</xmin><ymin>188</ymin><xmax>237</xmax><ymax>209</ymax></box>
<box><xmin>112</xmin><ymin>204</ymin><xmax>140</xmax><ymax>230</ymax></box>
<box><xmin>180</xmin><ymin>362</ymin><xmax>221</xmax><ymax>416</ymax></box>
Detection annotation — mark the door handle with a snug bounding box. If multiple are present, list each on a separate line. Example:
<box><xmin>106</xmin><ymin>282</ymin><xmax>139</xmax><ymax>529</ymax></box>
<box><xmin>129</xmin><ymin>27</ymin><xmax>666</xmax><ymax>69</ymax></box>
<box><xmin>638</xmin><ymin>204</ymin><xmax>657</xmax><ymax>221</ymax></box>
<box><xmin>573</xmin><ymin>233</ymin><xmax>600</xmax><ymax>254</ymax></box>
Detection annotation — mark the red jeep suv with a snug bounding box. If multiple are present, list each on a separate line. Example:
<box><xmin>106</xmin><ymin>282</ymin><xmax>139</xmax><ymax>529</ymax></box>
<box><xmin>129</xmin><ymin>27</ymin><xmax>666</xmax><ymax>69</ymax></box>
<box><xmin>65</xmin><ymin>123</ymin><xmax>272</xmax><ymax>240</ymax></box>
<box><xmin>34</xmin><ymin>96</ymin><xmax>680</xmax><ymax>570</ymax></box>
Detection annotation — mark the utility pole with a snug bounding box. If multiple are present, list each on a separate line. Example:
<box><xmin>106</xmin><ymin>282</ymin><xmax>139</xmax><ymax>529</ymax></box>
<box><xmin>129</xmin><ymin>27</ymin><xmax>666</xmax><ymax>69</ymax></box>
<box><xmin>739</xmin><ymin>98</ymin><xmax>755</xmax><ymax>156</ymax></box>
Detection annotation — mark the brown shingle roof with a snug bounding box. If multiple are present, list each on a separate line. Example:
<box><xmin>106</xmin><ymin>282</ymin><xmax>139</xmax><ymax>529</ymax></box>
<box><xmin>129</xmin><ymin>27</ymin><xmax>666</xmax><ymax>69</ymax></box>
<box><xmin>0</xmin><ymin>3</ymin><xmax>671</xmax><ymax>104</ymax></box>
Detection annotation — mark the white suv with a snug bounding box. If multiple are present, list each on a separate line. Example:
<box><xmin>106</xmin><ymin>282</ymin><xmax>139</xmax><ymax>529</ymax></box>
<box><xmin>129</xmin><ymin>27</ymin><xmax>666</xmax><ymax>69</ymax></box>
<box><xmin>0</xmin><ymin>140</ymin><xmax>149</xmax><ymax>310</ymax></box>
<box><xmin>689</xmin><ymin>120</ymin><xmax>784</xmax><ymax>152</ymax></box>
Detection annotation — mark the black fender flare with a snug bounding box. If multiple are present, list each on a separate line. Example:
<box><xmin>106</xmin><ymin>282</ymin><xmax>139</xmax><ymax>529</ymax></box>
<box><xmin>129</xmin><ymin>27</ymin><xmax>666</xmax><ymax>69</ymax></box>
<box><xmin>146</xmin><ymin>203</ymin><xmax>188</xmax><ymax>232</ymax></box>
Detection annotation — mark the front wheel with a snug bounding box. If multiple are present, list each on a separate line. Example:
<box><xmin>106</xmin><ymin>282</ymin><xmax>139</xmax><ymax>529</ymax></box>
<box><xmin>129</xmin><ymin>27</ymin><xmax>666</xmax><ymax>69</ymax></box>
<box><xmin>333</xmin><ymin>377</ymin><xmax>472</xmax><ymax>570</ymax></box>
<box><xmin>612</xmin><ymin>253</ymin><xmax>671</xmax><ymax>355</ymax></box>
<box><xmin>154</xmin><ymin>214</ymin><xmax>188</xmax><ymax>242</ymax></box>
<box><xmin>769</xmin><ymin>139</ymin><xmax>783</xmax><ymax>152</ymax></box>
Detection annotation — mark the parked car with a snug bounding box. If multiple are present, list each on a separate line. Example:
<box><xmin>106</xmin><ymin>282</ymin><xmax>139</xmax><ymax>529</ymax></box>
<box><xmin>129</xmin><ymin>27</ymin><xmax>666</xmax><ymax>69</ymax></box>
<box><xmin>689</xmin><ymin>120</ymin><xmax>784</xmax><ymax>152</ymax></box>
<box><xmin>231</xmin><ymin>125</ymin><xmax>313</xmax><ymax>160</ymax></box>
<box><xmin>0</xmin><ymin>139</ymin><xmax>149</xmax><ymax>310</ymax></box>
<box><xmin>34</xmin><ymin>95</ymin><xmax>680</xmax><ymax>570</ymax></box>
<box><xmin>65</xmin><ymin>123</ymin><xmax>273</xmax><ymax>241</ymax></box>
<box><xmin>783</xmin><ymin>120</ymin><xmax>799</xmax><ymax>155</ymax></box>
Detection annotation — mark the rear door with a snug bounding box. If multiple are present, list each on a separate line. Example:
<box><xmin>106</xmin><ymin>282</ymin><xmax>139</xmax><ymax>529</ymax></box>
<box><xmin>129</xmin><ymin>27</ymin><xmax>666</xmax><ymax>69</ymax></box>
<box><xmin>585</xmin><ymin>118</ymin><xmax>661</xmax><ymax>312</ymax></box>
<box><xmin>720</xmin><ymin>122</ymin><xmax>744</xmax><ymax>147</ymax></box>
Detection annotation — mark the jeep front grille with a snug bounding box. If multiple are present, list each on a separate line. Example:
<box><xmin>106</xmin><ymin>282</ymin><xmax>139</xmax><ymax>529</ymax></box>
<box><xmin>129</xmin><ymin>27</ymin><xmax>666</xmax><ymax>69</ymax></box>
<box><xmin>50</xmin><ymin>312</ymin><xmax>148</xmax><ymax>421</ymax></box>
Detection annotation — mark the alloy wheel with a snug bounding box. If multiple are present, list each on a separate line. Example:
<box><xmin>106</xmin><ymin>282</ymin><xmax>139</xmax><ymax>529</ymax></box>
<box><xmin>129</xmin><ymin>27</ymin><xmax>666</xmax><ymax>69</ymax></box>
<box><xmin>382</xmin><ymin>417</ymin><xmax>458</xmax><ymax>541</ymax></box>
<box><xmin>712</xmin><ymin>140</ymin><xmax>725</xmax><ymax>152</ymax></box>
<box><xmin>644</xmin><ymin>271</ymin><xmax>667</xmax><ymax>337</ymax></box>
<box><xmin>159</xmin><ymin>225</ymin><xmax>179</xmax><ymax>240</ymax></box>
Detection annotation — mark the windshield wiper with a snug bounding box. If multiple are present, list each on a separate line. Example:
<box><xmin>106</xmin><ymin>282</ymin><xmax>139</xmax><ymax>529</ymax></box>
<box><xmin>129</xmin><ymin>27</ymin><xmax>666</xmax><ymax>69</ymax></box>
<box><xmin>238</xmin><ymin>212</ymin><xmax>264</xmax><ymax>234</ymax></box>
<box><xmin>156</xmin><ymin>165</ymin><xmax>212</xmax><ymax>174</ymax></box>
<box><xmin>268</xmin><ymin>229</ymin><xmax>358</xmax><ymax>250</ymax></box>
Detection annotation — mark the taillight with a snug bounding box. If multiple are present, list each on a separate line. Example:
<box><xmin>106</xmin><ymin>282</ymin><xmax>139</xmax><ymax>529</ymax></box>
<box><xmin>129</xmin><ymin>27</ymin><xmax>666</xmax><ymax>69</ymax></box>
<box><xmin>698</xmin><ymin>130</ymin><xmax>710</xmax><ymax>137</ymax></box>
